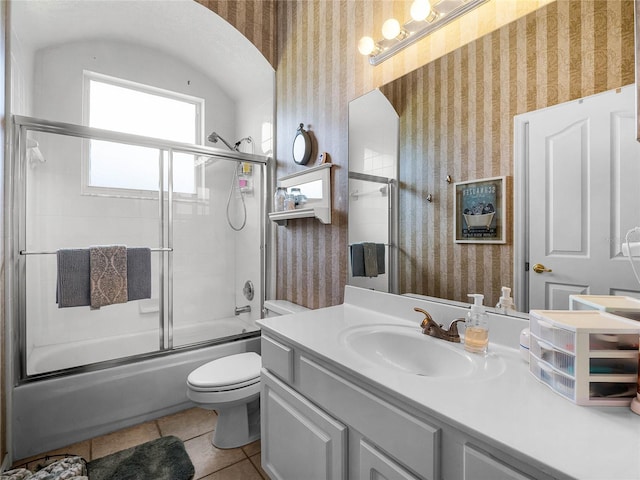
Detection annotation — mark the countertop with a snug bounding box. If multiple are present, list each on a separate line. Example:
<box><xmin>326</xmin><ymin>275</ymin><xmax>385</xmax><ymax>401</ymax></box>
<box><xmin>258</xmin><ymin>286</ymin><xmax>640</xmax><ymax>480</ymax></box>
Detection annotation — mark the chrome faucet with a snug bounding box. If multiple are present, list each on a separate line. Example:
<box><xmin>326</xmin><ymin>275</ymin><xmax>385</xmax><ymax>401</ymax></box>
<box><xmin>414</xmin><ymin>307</ymin><xmax>465</xmax><ymax>343</ymax></box>
<box><xmin>234</xmin><ymin>305</ymin><xmax>251</xmax><ymax>315</ymax></box>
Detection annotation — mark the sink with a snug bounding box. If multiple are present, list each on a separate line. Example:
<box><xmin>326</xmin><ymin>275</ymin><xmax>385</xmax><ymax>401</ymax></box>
<box><xmin>341</xmin><ymin>324</ymin><xmax>505</xmax><ymax>380</ymax></box>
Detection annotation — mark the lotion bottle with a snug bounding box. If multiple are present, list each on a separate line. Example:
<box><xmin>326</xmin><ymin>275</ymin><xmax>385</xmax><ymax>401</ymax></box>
<box><xmin>465</xmin><ymin>294</ymin><xmax>489</xmax><ymax>354</ymax></box>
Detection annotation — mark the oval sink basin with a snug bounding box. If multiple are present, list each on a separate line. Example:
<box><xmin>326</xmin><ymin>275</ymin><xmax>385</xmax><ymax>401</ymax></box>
<box><xmin>341</xmin><ymin>324</ymin><xmax>505</xmax><ymax>380</ymax></box>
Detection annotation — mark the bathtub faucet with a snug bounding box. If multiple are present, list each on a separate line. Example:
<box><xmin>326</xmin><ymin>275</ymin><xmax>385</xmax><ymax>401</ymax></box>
<box><xmin>234</xmin><ymin>305</ymin><xmax>251</xmax><ymax>315</ymax></box>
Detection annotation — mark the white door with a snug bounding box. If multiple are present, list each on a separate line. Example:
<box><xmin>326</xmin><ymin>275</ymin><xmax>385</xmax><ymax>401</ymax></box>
<box><xmin>524</xmin><ymin>86</ymin><xmax>640</xmax><ymax>310</ymax></box>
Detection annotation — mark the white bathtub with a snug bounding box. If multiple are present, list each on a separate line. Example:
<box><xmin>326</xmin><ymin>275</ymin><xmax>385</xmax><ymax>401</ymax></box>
<box><xmin>27</xmin><ymin>317</ymin><xmax>257</xmax><ymax>375</ymax></box>
<box><xmin>13</xmin><ymin>330</ymin><xmax>261</xmax><ymax>460</ymax></box>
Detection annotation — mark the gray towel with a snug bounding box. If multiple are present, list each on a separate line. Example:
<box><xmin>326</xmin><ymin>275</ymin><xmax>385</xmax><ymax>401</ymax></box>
<box><xmin>363</xmin><ymin>242</ymin><xmax>378</xmax><ymax>277</ymax></box>
<box><xmin>90</xmin><ymin>245</ymin><xmax>128</xmax><ymax>309</ymax></box>
<box><xmin>350</xmin><ymin>244</ymin><xmax>365</xmax><ymax>277</ymax></box>
<box><xmin>376</xmin><ymin>243</ymin><xmax>385</xmax><ymax>275</ymax></box>
<box><xmin>350</xmin><ymin>243</ymin><xmax>386</xmax><ymax>278</ymax></box>
<box><xmin>127</xmin><ymin>247</ymin><xmax>152</xmax><ymax>301</ymax></box>
<box><xmin>56</xmin><ymin>249</ymin><xmax>91</xmax><ymax>308</ymax></box>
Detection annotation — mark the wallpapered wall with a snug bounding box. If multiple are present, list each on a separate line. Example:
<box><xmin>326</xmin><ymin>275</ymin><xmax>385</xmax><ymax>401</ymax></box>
<box><xmin>381</xmin><ymin>0</ymin><xmax>635</xmax><ymax>306</ymax></box>
<box><xmin>201</xmin><ymin>0</ymin><xmax>620</xmax><ymax>309</ymax></box>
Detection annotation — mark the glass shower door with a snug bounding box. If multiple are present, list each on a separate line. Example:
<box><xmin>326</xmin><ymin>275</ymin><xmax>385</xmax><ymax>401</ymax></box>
<box><xmin>22</xmin><ymin>130</ymin><xmax>165</xmax><ymax>375</ymax></box>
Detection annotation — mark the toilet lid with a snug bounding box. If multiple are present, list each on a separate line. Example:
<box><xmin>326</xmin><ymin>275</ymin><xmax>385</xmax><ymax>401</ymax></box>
<box><xmin>188</xmin><ymin>352</ymin><xmax>261</xmax><ymax>389</ymax></box>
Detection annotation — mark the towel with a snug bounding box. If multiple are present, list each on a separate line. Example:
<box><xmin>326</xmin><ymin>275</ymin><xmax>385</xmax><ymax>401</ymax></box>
<box><xmin>350</xmin><ymin>243</ymin><xmax>386</xmax><ymax>277</ymax></box>
<box><xmin>350</xmin><ymin>244</ymin><xmax>364</xmax><ymax>277</ymax></box>
<box><xmin>56</xmin><ymin>249</ymin><xmax>91</xmax><ymax>308</ymax></box>
<box><xmin>127</xmin><ymin>247</ymin><xmax>152</xmax><ymax>301</ymax></box>
<box><xmin>376</xmin><ymin>243</ymin><xmax>385</xmax><ymax>275</ymax></box>
<box><xmin>363</xmin><ymin>242</ymin><xmax>379</xmax><ymax>277</ymax></box>
<box><xmin>90</xmin><ymin>245</ymin><xmax>128</xmax><ymax>309</ymax></box>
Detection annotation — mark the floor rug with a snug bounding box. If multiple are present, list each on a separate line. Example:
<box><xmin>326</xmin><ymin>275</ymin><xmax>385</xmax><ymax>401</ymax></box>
<box><xmin>86</xmin><ymin>436</ymin><xmax>194</xmax><ymax>480</ymax></box>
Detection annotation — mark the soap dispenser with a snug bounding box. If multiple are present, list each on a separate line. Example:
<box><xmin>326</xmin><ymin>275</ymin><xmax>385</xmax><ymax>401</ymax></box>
<box><xmin>495</xmin><ymin>286</ymin><xmax>516</xmax><ymax>313</ymax></box>
<box><xmin>465</xmin><ymin>294</ymin><xmax>489</xmax><ymax>354</ymax></box>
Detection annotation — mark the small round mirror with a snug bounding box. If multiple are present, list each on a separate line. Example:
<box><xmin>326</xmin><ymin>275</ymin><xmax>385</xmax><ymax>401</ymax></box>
<box><xmin>293</xmin><ymin>123</ymin><xmax>311</xmax><ymax>165</ymax></box>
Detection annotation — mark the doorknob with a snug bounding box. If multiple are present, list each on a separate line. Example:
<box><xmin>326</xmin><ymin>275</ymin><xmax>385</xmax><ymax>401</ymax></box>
<box><xmin>532</xmin><ymin>263</ymin><xmax>552</xmax><ymax>274</ymax></box>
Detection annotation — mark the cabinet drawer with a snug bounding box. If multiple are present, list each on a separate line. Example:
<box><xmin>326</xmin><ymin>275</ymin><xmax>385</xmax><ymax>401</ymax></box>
<box><xmin>360</xmin><ymin>440</ymin><xmax>420</xmax><ymax>480</ymax></box>
<box><xmin>261</xmin><ymin>334</ymin><xmax>294</xmax><ymax>383</ymax></box>
<box><xmin>464</xmin><ymin>445</ymin><xmax>532</xmax><ymax>480</ymax></box>
<box><xmin>298</xmin><ymin>355</ymin><xmax>441</xmax><ymax>480</ymax></box>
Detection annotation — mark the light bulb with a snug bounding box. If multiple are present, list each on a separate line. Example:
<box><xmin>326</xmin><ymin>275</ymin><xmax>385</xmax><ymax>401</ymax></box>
<box><xmin>382</xmin><ymin>18</ymin><xmax>401</xmax><ymax>40</ymax></box>
<box><xmin>358</xmin><ymin>36</ymin><xmax>376</xmax><ymax>56</ymax></box>
<box><xmin>410</xmin><ymin>0</ymin><xmax>432</xmax><ymax>21</ymax></box>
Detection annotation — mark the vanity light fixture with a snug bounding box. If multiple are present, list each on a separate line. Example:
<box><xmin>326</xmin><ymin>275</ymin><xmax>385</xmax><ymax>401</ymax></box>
<box><xmin>359</xmin><ymin>0</ymin><xmax>489</xmax><ymax>66</ymax></box>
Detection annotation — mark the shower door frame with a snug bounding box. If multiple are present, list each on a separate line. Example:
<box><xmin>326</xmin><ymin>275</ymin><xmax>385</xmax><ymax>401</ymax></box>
<box><xmin>8</xmin><ymin>115</ymin><xmax>270</xmax><ymax>384</ymax></box>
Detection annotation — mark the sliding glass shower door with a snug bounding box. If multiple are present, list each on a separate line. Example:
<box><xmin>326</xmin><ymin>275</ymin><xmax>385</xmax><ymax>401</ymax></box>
<box><xmin>15</xmin><ymin>117</ymin><xmax>267</xmax><ymax>379</ymax></box>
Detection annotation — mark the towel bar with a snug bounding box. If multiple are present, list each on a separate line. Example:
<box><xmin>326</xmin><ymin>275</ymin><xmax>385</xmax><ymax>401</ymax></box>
<box><xmin>19</xmin><ymin>247</ymin><xmax>173</xmax><ymax>255</ymax></box>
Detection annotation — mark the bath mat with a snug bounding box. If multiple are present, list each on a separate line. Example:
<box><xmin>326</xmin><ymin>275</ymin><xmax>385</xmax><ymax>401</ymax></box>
<box><xmin>86</xmin><ymin>436</ymin><xmax>194</xmax><ymax>480</ymax></box>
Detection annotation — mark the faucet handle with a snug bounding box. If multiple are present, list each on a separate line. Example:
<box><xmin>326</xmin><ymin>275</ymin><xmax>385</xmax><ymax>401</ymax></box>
<box><xmin>414</xmin><ymin>307</ymin><xmax>435</xmax><ymax>329</ymax></box>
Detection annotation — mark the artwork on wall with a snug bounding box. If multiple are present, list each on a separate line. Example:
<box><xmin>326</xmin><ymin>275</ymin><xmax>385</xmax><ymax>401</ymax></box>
<box><xmin>454</xmin><ymin>176</ymin><xmax>507</xmax><ymax>244</ymax></box>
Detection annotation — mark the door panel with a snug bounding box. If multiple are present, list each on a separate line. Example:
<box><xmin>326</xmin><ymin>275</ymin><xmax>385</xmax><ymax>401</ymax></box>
<box><xmin>527</xmin><ymin>86</ymin><xmax>640</xmax><ymax>310</ymax></box>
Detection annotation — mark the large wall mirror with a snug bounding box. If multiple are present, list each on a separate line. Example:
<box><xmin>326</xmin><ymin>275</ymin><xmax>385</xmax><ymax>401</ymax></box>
<box><xmin>347</xmin><ymin>0</ymin><xmax>637</xmax><ymax>312</ymax></box>
<box><xmin>348</xmin><ymin>90</ymin><xmax>399</xmax><ymax>293</ymax></box>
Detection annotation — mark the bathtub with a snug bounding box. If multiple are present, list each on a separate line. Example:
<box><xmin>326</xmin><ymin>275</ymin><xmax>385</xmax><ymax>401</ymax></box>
<box><xmin>27</xmin><ymin>317</ymin><xmax>257</xmax><ymax>375</ymax></box>
<box><xmin>13</xmin><ymin>327</ymin><xmax>261</xmax><ymax>460</ymax></box>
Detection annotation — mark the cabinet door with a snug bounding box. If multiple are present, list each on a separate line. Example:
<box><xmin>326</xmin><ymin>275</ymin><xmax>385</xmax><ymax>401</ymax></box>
<box><xmin>261</xmin><ymin>370</ymin><xmax>347</xmax><ymax>480</ymax></box>
<box><xmin>464</xmin><ymin>445</ymin><xmax>532</xmax><ymax>480</ymax></box>
<box><xmin>360</xmin><ymin>440</ymin><xmax>421</xmax><ymax>480</ymax></box>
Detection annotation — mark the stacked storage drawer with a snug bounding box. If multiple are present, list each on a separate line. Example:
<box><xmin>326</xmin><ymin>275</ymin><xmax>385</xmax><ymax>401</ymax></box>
<box><xmin>529</xmin><ymin>310</ymin><xmax>640</xmax><ymax>406</ymax></box>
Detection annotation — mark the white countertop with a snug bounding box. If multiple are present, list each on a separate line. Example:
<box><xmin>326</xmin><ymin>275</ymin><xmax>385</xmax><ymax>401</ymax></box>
<box><xmin>258</xmin><ymin>286</ymin><xmax>640</xmax><ymax>480</ymax></box>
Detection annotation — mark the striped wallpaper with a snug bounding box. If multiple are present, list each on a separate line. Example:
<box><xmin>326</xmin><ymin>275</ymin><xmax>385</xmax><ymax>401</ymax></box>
<box><xmin>381</xmin><ymin>0</ymin><xmax>635</xmax><ymax>305</ymax></box>
<box><xmin>202</xmin><ymin>0</ymin><xmax>634</xmax><ymax>309</ymax></box>
<box><xmin>271</xmin><ymin>0</ymin><xmax>581</xmax><ymax>309</ymax></box>
<box><xmin>197</xmin><ymin>0</ymin><xmax>277</xmax><ymax>67</ymax></box>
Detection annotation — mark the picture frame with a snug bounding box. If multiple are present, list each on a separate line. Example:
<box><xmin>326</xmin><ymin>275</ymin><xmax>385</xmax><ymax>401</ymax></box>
<box><xmin>454</xmin><ymin>176</ymin><xmax>507</xmax><ymax>244</ymax></box>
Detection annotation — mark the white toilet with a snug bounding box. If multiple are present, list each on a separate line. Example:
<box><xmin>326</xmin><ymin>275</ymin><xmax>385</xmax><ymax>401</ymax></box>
<box><xmin>186</xmin><ymin>300</ymin><xmax>309</xmax><ymax>448</ymax></box>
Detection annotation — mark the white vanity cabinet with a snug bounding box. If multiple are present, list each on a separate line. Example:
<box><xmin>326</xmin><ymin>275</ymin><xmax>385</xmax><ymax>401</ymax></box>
<box><xmin>260</xmin><ymin>332</ymin><xmax>552</xmax><ymax>480</ymax></box>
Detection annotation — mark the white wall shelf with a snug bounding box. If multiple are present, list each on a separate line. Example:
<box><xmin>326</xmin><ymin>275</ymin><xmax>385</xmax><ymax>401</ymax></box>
<box><xmin>269</xmin><ymin>163</ymin><xmax>332</xmax><ymax>226</ymax></box>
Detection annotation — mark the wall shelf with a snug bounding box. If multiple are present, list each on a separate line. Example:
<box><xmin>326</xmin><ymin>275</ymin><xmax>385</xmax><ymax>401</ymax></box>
<box><xmin>269</xmin><ymin>163</ymin><xmax>332</xmax><ymax>226</ymax></box>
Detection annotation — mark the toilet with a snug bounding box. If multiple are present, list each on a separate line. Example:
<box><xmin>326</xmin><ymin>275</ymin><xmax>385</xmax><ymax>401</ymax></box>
<box><xmin>186</xmin><ymin>300</ymin><xmax>309</xmax><ymax>448</ymax></box>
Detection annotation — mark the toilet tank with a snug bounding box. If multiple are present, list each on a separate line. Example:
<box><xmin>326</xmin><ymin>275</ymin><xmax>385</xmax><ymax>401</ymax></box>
<box><xmin>263</xmin><ymin>300</ymin><xmax>309</xmax><ymax>317</ymax></box>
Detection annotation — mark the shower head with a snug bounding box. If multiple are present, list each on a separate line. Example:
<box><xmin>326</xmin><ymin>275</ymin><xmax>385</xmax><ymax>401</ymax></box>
<box><xmin>207</xmin><ymin>131</ymin><xmax>237</xmax><ymax>151</ymax></box>
<box><xmin>234</xmin><ymin>137</ymin><xmax>253</xmax><ymax>150</ymax></box>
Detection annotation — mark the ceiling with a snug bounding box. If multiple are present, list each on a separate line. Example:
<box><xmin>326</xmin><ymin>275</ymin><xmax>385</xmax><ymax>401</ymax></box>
<box><xmin>10</xmin><ymin>0</ymin><xmax>274</xmax><ymax>102</ymax></box>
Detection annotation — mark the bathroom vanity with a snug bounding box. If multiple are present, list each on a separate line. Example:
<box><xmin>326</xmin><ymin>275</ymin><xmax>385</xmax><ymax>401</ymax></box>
<box><xmin>258</xmin><ymin>286</ymin><xmax>640</xmax><ymax>480</ymax></box>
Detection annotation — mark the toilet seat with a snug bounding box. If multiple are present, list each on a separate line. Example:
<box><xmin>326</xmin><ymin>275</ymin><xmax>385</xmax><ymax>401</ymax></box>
<box><xmin>187</xmin><ymin>352</ymin><xmax>261</xmax><ymax>392</ymax></box>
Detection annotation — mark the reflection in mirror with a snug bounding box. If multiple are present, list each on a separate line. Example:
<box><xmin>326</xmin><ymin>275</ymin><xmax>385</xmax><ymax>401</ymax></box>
<box><xmin>347</xmin><ymin>1</ymin><xmax>634</xmax><ymax>312</ymax></box>
<box><xmin>348</xmin><ymin>90</ymin><xmax>399</xmax><ymax>293</ymax></box>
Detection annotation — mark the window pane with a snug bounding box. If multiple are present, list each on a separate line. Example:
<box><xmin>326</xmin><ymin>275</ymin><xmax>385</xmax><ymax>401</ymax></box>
<box><xmin>86</xmin><ymin>75</ymin><xmax>201</xmax><ymax>195</ymax></box>
<box><xmin>89</xmin><ymin>80</ymin><xmax>197</xmax><ymax>143</ymax></box>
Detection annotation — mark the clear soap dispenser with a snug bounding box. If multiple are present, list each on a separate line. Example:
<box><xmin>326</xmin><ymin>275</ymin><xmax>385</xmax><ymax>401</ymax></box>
<box><xmin>465</xmin><ymin>294</ymin><xmax>489</xmax><ymax>354</ymax></box>
<box><xmin>495</xmin><ymin>286</ymin><xmax>516</xmax><ymax>313</ymax></box>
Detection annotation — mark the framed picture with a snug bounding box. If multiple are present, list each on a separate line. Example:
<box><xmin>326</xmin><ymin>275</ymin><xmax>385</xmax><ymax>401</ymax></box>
<box><xmin>454</xmin><ymin>176</ymin><xmax>507</xmax><ymax>244</ymax></box>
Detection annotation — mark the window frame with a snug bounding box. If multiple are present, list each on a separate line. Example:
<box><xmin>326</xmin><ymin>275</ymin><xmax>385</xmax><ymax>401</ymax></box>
<box><xmin>81</xmin><ymin>70</ymin><xmax>205</xmax><ymax>200</ymax></box>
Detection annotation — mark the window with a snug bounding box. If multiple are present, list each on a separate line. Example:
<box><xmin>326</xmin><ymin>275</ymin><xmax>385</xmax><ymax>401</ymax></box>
<box><xmin>83</xmin><ymin>72</ymin><xmax>204</xmax><ymax>196</ymax></box>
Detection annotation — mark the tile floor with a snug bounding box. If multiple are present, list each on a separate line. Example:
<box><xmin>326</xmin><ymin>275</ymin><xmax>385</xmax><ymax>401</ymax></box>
<box><xmin>13</xmin><ymin>407</ymin><xmax>269</xmax><ymax>480</ymax></box>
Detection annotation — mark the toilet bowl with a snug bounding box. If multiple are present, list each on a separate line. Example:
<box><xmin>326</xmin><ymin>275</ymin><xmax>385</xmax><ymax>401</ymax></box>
<box><xmin>186</xmin><ymin>300</ymin><xmax>309</xmax><ymax>449</ymax></box>
<box><xmin>187</xmin><ymin>351</ymin><xmax>261</xmax><ymax>449</ymax></box>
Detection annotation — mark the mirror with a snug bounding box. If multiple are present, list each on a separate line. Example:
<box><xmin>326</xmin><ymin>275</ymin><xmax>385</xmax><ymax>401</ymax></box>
<box><xmin>348</xmin><ymin>89</ymin><xmax>398</xmax><ymax>293</ymax></box>
<box><xmin>347</xmin><ymin>2</ymin><xmax>635</xmax><ymax>312</ymax></box>
<box><xmin>293</xmin><ymin>124</ymin><xmax>312</xmax><ymax>165</ymax></box>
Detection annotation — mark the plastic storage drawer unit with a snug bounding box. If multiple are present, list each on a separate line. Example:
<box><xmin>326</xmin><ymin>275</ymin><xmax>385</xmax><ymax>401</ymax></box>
<box><xmin>529</xmin><ymin>310</ymin><xmax>640</xmax><ymax>406</ymax></box>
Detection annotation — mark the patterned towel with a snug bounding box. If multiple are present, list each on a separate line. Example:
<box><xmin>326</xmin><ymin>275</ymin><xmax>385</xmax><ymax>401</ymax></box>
<box><xmin>90</xmin><ymin>245</ymin><xmax>128</xmax><ymax>309</ymax></box>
